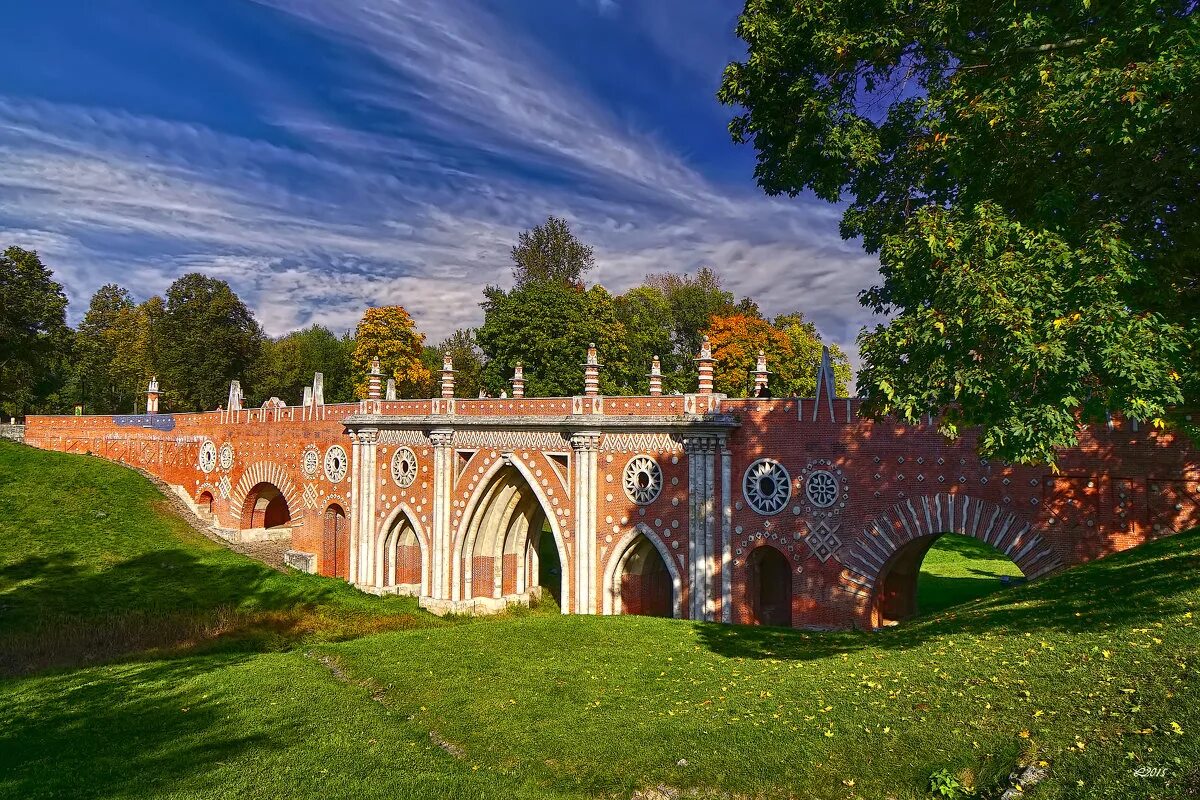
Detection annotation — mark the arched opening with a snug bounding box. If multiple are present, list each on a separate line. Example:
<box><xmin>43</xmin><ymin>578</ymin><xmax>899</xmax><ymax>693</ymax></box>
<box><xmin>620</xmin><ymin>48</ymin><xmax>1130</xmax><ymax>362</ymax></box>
<box><xmin>379</xmin><ymin>511</ymin><xmax>423</xmax><ymax>594</ymax></box>
<box><xmin>456</xmin><ymin>463</ymin><xmax>564</xmax><ymax>611</ymax></box>
<box><xmin>873</xmin><ymin>533</ymin><xmax>1026</xmax><ymax>625</ymax></box>
<box><xmin>534</xmin><ymin>522</ymin><xmax>562</xmax><ymax>608</ymax></box>
<box><xmin>197</xmin><ymin>491</ymin><xmax>215</xmax><ymax>517</ymax></box>
<box><xmin>746</xmin><ymin>546</ymin><xmax>792</xmax><ymax>627</ymax></box>
<box><xmin>617</xmin><ymin>533</ymin><xmax>673</xmax><ymax>617</ymax></box>
<box><xmin>322</xmin><ymin>503</ymin><xmax>349</xmax><ymax>580</ymax></box>
<box><xmin>242</xmin><ymin>482</ymin><xmax>292</xmax><ymax>530</ymax></box>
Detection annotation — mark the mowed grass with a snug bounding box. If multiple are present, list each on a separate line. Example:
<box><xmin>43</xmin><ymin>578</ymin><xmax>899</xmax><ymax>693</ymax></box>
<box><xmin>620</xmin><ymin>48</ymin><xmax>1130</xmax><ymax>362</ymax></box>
<box><xmin>917</xmin><ymin>534</ymin><xmax>1026</xmax><ymax>616</ymax></box>
<box><xmin>2</xmin><ymin>440</ymin><xmax>1198</xmax><ymax>799</ymax></box>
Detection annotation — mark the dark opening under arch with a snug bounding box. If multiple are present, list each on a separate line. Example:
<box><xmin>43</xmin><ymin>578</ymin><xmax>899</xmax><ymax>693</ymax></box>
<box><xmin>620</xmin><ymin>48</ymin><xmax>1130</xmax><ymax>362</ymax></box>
<box><xmin>618</xmin><ymin>533</ymin><xmax>673</xmax><ymax>617</ymax></box>
<box><xmin>747</xmin><ymin>546</ymin><xmax>792</xmax><ymax>627</ymax></box>
<box><xmin>242</xmin><ymin>482</ymin><xmax>291</xmax><ymax>530</ymax></box>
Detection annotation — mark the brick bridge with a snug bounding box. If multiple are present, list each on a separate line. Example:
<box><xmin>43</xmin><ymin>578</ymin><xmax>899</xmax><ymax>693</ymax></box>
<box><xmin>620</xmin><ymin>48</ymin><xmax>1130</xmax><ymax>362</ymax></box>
<box><xmin>24</xmin><ymin>344</ymin><xmax>1200</xmax><ymax>629</ymax></box>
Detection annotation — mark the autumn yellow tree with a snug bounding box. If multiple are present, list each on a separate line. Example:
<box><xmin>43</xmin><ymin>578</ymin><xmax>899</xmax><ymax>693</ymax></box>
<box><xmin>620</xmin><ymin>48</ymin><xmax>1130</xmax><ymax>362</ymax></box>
<box><xmin>350</xmin><ymin>306</ymin><xmax>431</xmax><ymax>399</ymax></box>
<box><xmin>707</xmin><ymin>311</ymin><xmax>851</xmax><ymax>397</ymax></box>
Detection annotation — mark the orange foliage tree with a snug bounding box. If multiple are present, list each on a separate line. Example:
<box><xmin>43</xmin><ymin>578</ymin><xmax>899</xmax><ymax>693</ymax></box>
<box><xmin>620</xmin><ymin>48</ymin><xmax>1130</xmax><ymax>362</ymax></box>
<box><xmin>350</xmin><ymin>306</ymin><xmax>431</xmax><ymax>399</ymax></box>
<box><xmin>707</xmin><ymin>311</ymin><xmax>851</xmax><ymax>397</ymax></box>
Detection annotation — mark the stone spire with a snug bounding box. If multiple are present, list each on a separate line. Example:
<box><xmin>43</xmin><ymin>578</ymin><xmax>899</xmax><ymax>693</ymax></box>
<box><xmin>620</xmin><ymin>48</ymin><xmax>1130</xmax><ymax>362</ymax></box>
<box><xmin>227</xmin><ymin>380</ymin><xmax>243</xmax><ymax>412</ymax></box>
<box><xmin>440</xmin><ymin>354</ymin><xmax>456</xmax><ymax>399</ymax></box>
<box><xmin>695</xmin><ymin>336</ymin><xmax>715</xmax><ymax>395</ymax></box>
<box><xmin>146</xmin><ymin>377</ymin><xmax>160</xmax><ymax>415</ymax></box>
<box><xmin>811</xmin><ymin>345</ymin><xmax>836</xmax><ymax>421</ymax></box>
<box><xmin>648</xmin><ymin>356</ymin><xmax>663</xmax><ymax>396</ymax></box>
<box><xmin>753</xmin><ymin>350</ymin><xmax>770</xmax><ymax>396</ymax></box>
<box><xmin>511</xmin><ymin>363</ymin><xmax>526</xmax><ymax>399</ymax></box>
<box><xmin>583</xmin><ymin>343</ymin><xmax>601</xmax><ymax>397</ymax></box>
<box><xmin>368</xmin><ymin>357</ymin><xmax>383</xmax><ymax>401</ymax></box>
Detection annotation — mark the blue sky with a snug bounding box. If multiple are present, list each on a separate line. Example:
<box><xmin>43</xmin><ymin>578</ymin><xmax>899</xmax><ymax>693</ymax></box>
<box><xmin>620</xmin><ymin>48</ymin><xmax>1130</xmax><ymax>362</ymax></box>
<box><xmin>0</xmin><ymin>0</ymin><xmax>880</xmax><ymax>371</ymax></box>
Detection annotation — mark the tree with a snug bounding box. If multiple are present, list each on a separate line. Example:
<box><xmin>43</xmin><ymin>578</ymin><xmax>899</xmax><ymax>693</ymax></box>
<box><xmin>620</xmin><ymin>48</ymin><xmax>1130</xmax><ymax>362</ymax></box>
<box><xmin>477</xmin><ymin>281</ymin><xmax>628</xmax><ymax>397</ymax></box>
<box><xmin>154</xmin><ymin>273</ymin><xmax>264</xmax><ymax>411</ymax></box>
<box><xmin>75</xmin><ymin>284</ymin><xmax>143</xmax><ymax>413</ymax></box>
<box><xmin>719</xmin><ymin>0</ymin><xmax>1198</xmax><ymax>463</ymax></box>
<box><xmin>0</xmin><ymin>246</ymin><xmax>71</xmax><ymax>417</ymax></box>
<box><xmin>350</xmin><ymin>306</ymin><xmax>430</xmax><ymax>399</ymax></box>
<box><xmin>706</xmin><ymin>311</ymin><xmax>851</xmax><ymax>397</ymax></box>
<box><xmin>647</xmin><ymin>267</ymin><xmax>738</xmax><ymax>371</ymax></box>
<box><xmin>511</xmin><ymin>216</ymin><xmax>595</xmax><ymax>288</ymax></box>
<box><xmin>254</xmin><ymin>324</ymin><xmax>354</xmax><ymax>406</ymax></box>
<box><xmin>613</xmin><ymin>286</ymin><xmax>681</xmax><ymax>394</ymax></box>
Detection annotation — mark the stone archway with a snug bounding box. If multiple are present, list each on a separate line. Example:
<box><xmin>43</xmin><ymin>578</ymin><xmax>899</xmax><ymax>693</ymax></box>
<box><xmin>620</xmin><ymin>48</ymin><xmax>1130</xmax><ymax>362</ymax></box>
<box><xmin>322</xmin><ymin>503</ymin><xmax>349</xmax><ymax>580</ymax></box>
<box><xmin>746</xmin><ymin>545</ymin><xmax>792</xmax><ymax>626</ymax></box>
<box><xmin>240</xmin><ymin>482</ymin><xmax>292</xmax><ymax>530</ymax></box>
<box><xmin>376</xmin><ymin>504</ymin><xmax>428</xmax><ymax>596</ymax></box>
<box><xmin>452</xmin><ymin>459</ymin><xmax>569</xmax><ymax>613</ymax></box>
<box><xmin>230</xmin><ymin>462</ymin><xmax>305</xmax><ymax>531</ymax></box>
<box><xmin>602</xmin><ymin>525</ymin><xmax>682</xmax><ymax>618</ymax></box>
<box><xmin>839</xmin><ymin>493</ymin><xmax>1062</xmax><ymax>627</ymax></box>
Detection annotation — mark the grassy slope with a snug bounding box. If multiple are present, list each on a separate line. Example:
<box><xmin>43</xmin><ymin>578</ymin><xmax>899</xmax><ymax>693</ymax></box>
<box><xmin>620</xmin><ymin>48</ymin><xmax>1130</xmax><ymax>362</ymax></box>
<box><xmin>918</xmin><ymin>534</ymin><xmax>1026</xmax><ymax>616</ymax></box>
<box><xmin>1</xmin><ymin>441</ymin><xmax>1197</xmax><ymax>799</ymax></box>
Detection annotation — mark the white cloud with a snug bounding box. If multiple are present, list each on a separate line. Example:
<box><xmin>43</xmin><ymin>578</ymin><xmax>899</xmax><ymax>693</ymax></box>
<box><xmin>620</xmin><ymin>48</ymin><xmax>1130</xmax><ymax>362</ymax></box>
<box><xmin>0</xmin><ymin>0</ymin><xmax>880</xmax><ymax>384</ymax></box>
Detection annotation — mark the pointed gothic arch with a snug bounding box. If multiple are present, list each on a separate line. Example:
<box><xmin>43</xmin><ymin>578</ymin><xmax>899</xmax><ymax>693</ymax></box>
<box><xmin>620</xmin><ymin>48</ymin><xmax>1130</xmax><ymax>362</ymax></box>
<box><xmin>602</xmin><ymin>524</ymin><xmax>682</xmax><ymax>618</ymax></box>
<box><xmin>451</xmin><ymin>455</ymin><xmax>570</xmax><ymax>613</ymax></box>
<box><xmin>375</xmin><ymin>503</ymin><xmax>430</xmax><ymax>596</ymax></box>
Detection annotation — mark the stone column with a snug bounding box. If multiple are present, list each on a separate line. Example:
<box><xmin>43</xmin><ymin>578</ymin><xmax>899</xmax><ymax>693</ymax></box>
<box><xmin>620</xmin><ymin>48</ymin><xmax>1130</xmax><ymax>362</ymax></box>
<box><xmin>583</xmin><ymin>344</ymin><xmax>600</xmax><ymax>398</ymax></box>
<box><xmin>349</xmin><ymin>428</ymin><xmax>379</xmax><ymax>589</ymax></box>
<box><xmin>429</xmin><ymin>428</ymin><xmax>455</xmax><ymax>600</ymax></box>
<box><xmin>695</xmin><ymin>337</ymin><xmax>715</xmax><ymax>395</ymax></box>
<box><xmin>511</xmin><ymin>363</ymin><xmax>526</xmax><ymax>398</ymax></box>
<box><xmin>648</xmin><ymin>356</ymin><xmax>662</xmax><ymax>396</ymax></box>
<box><xmin>684</xmin><ymin>434</ymin><xmax>718</xmax><ymax>620</ymax></box>
<box><xmin>570</xmin><ymin>431</ymin><xmax>602</xmax><ymax>614</ymax></box>
<box><xmin>440</xmin><ymin>355</ymin><xmax>455</xmax><ymax>399</ymax></box>
<box><xmin>753</xmin><ymin>350</ymin><xmax>769</xmax><ymax>396</ymax></box>
<box><xmin>720</xmin><ymin>439</ymin><xmax>733</xmax><ymax>622</ymax></box>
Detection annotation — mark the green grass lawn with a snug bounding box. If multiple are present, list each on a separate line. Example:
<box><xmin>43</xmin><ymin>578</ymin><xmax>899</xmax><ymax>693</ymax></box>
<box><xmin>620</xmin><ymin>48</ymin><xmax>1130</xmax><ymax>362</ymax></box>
<box><xmin>918</xmin><ymin>534</ymin><xmax>1026</xmax><ymax>616</ymax></box>
<box><xmin>2</xmin><ymin>441</ymin><xmax>1198</xmax><ymax>799</ymax></box>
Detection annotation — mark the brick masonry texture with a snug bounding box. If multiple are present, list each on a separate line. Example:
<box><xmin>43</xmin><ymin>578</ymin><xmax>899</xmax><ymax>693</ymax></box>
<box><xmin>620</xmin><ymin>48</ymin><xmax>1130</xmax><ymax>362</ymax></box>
<box><xmin>24</xmin><ymin>388</ymin><xmax>1199</xmax><ymax>629</ymax></box>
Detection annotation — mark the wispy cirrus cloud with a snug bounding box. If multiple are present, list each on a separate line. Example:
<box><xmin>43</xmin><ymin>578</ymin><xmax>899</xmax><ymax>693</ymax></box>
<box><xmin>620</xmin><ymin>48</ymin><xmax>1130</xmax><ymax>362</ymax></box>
<box><xmin>0</xmin><ymin>0</ymin><xmax>880</xmax><ymax>379</ymax></box>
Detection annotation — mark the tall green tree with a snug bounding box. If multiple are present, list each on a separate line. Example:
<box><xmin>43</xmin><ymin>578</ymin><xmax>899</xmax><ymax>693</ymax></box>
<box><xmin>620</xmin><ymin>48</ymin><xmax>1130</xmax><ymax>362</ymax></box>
<box><xmin>511</xmin><ymin>216</ymin><xmax>595</xmax><ymax>288</ymax></box>
<box><xmin>254</xmin><ymin>324</ymin><xmax>353</xmax><ymax>406</ymax></box>
<box><xmin>478</xmin><ymin>281</ymin><xmax>628</xmax><ymax>397</ymax></box>
<box><xmin>0</xmin><ymin>246</ymin><xmax>72</xmax><ymax>417</ymax></box>
<box><xmin>421</xmin><ymin>329</ymin><xmax>485</xmax><ymax>399</ymax></box>
<box><xmin>720</xmin><ymin>0</ymin><xmax>1198</xmax><ymax>463</ymax></box>
<box><xmin>613</xmin><ymin>285</ymin><xmax>682</xmax><ymax>393</ymax></box>
<box><xmin>154</xmin><ymin>273</ymin><xmax>264</xmax><ymax>411</ymax></box>
<box><xmin>75</xmin><ymin>284</ymin><xmax>139</xmax><ymax>412</ymax></box>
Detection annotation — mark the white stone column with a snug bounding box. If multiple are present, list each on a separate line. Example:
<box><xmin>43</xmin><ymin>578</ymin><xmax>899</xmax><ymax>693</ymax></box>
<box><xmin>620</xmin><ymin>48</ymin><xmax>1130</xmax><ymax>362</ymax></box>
<box><xmin>350</xmin><ymin>431</ymin><xmax>376</xmax><ymax>587</ymax></box>
<box><xmin>429</xmin><ymin>428</ymin><xmax>454</xmax><ymax>600</ymax></box>
<box><xmin>570</xmin><ymin>431</ymin><xmax>601</xmax><ymax>614</ymax></box>
<box><xmin>684</xmin><ymin>434</ymin><xmax>718</xmax><ymax>621</ymax></box>
<box><xmin>720</xmin><ymin>442</ymin><xmax>733</xmax><ymax>623</ymax></box>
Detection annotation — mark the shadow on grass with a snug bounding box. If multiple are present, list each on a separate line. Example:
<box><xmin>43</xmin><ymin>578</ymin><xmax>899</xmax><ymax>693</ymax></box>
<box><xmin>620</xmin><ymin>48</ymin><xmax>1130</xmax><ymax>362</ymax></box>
<box><xmin>0</xmin><ymin>546</ymin><xmax>433</xmax><ymax>676</ymax></box>
<box><xmin>0</xmin><ymin>653</ymin><xmax>275</xmax><ymax>800</ymax></box>
<box><xmin>696</xmin><ymin>528</ymin><xmax>1200</xmax><ymax>661</ymax></box>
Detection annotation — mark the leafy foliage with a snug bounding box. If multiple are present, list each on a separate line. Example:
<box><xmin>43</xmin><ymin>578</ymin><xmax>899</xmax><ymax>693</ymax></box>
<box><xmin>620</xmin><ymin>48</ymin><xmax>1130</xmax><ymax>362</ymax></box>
<box><xmin>422</xmin><ymin>329</ymin><xmax>484</xmax><ymax>398</ymax></box>
<box><xmin>0</xmin><ymin>246</ymin><xmax>71</xmax><ymax>417</ymax></box>
<box><xmin>706</xmin><ymin>311</ymin><xmax>851</xmax><ymax>397</ymax></box>
<box><xmin>510</xmin><ymin>216</ymin><xmax>595</xmax><ymax>288</ymax></box>
<box><xmin>73</xmin><ymin>285</ymin><xmax>158</xmax><ymax>414</ymax></box>
<box><xmin>254</xmin><ymin>325</ymin><xmax>354</xmax><ymax>406</ymax></box>
<box><xmin>720</xmin><ymin>0</ymin><xmax>1199</xmax><ymax>462</ymax></box>
<box><xmin>478</xmin><ymin>281</ymin><xmax>627</xmax><ymax>397</ymax></box>
<box><xmin>154</xmin><ymin>274</ymin><xmax>264</xmax><ymax>412</ymax></box>
<box><xmin>350</xmin><ymin>307</ymin><xmax>429</xmax><ymax>400</ymax></box>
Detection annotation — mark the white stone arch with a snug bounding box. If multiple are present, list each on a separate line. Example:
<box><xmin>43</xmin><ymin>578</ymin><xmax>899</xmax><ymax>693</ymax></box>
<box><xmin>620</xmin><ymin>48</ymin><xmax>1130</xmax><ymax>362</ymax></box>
<box><xmin>450</xmin><ymin>453</ymin><xmax>571</xmax><ymax>613</ymax></box>
<box><xmin>374</xmin><ymin>501</ymin><xmax>430</xmax><ymax>597</ymax></box>
<box><xmin>602</xmin><ymin>523</ymin><xmax>683</xmax><ymax>618</ymax></box>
